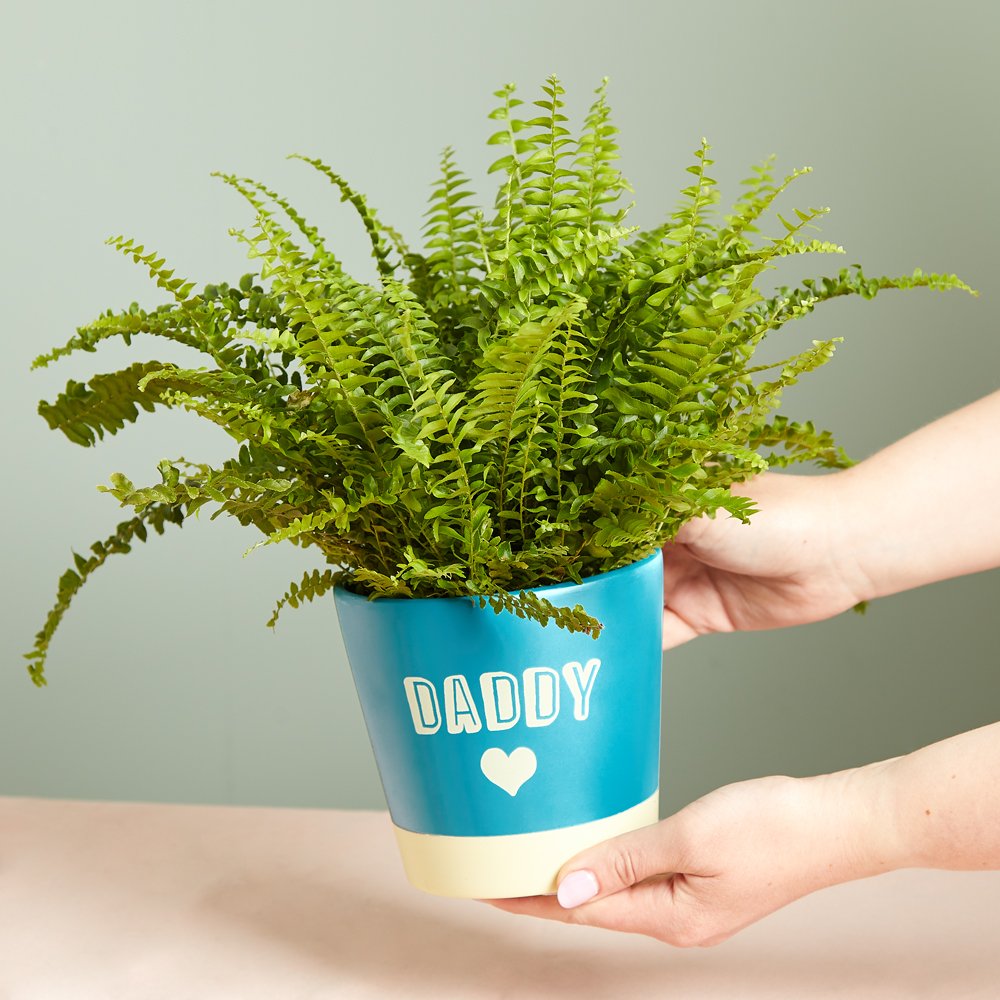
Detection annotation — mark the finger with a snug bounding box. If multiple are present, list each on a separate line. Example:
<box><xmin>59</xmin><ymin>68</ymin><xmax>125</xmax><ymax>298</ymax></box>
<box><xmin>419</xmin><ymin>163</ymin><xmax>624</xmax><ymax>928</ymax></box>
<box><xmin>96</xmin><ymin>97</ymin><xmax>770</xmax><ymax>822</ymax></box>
<box><xmin>555</xmin><ymin>817</ymin><xmax>690</xmax><ymax>905</ymax></box>
<box><xmin>479</xmin><ymin>896</ymin><xmax>565</xmax><ymax>920</ymax></box>
<box><xmin>668</xmin><ymin>508</ymin><xmax>741</xmax><ymax>550</ymax></box>
<box><xmin>667</xmin><ymin>495</ymin><xmax>764</xmax><ymax>571</ymax></box>
<box><xmin>558</xmin><ymin>878</ymin><xmax>682</xmax><ymax>940</ymax></box>
<box><xmin>485</xmin><ymin>879</ymin><xmax>703</xmax><ymax>946</ymax></box>
<box><xmin>480</xmin><ymin>819</ymin><xmax>683</xmax><ymax>918</ymax></box>
<box><xmin>671</xmin><ymin>517</ymin><xmax>710</xmax><ymax>546</ymax></box>
<box><xmin>661</xmin><ymin>544</ymin><xmax>719</xmax><ymax>647</ymax></box>
<box><xmin>662</xmin><ymin>608</ymin><xmax>699</xmax><ymax>650</ymax></box>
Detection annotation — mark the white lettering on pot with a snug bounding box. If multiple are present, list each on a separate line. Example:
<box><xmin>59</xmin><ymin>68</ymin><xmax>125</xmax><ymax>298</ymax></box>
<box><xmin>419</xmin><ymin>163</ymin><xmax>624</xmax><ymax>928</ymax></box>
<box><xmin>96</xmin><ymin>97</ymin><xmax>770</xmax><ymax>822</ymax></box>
<box><xmin>523</xmin><ymin>667</ymin><xmax>559</xmax><ymax>728</ymax></box>
<box><xmin>444</xmin><ymin>674</ymin><xmax>483</xmax><ymax>734</ymax></box>
<box><xmin>403</xmin><ymin>677</ymin><xmax>441</xmax><ymax>734</ymax></box>
<box><xmin>562</xmin><ymin>658</ymin><xmax>601</xmax><ymax>721</ymax></box>
<box><xmin>480</xmin><ymin>671</ymin><xmax>520</xmax><ymax>731</ymax></box>
<box><xmin>402</xmin><ymin>660</ymin><xmax>601</xmax><ymax>735</ymax></box>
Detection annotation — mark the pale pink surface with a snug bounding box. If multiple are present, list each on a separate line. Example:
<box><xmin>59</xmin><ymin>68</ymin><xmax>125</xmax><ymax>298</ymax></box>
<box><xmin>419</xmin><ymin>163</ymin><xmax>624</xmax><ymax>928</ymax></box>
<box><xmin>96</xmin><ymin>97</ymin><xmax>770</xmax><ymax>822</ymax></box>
<box><xmin>1</xmin><ymin>796</ymin><xmax>998</xmax><ymax>999</ymax></box>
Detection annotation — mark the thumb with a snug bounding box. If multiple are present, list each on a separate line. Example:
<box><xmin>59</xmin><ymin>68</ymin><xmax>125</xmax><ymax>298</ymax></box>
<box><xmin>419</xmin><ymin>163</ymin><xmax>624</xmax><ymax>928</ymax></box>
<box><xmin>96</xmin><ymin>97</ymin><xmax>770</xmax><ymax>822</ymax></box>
<box><xmin>554</xmin><ymin>817</ymin><xmax>683</xmax><ymax>909</ymax></box>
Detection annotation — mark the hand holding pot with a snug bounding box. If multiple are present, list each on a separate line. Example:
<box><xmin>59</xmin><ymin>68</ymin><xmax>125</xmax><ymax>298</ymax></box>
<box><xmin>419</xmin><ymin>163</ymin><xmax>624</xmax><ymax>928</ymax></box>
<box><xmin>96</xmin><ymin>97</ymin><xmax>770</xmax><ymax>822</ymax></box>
<box><xmin>663</xmin><ymin>389</ymin><xmax>1000</xmax><ymax>649</ymax></box>
<box><xmin>660</xmin><ymin>471</ymin><xmax>864</xmax><ymax>648</ymax></box>
<box><xmin>487</xmin><ymin>764</ymin><xmax>894</xmax><ymax>947</ymax></box>
<box><xmin>488</xmin><ymin>721</ymin><xmax>1000</xmax><ymax>946</ymax></box>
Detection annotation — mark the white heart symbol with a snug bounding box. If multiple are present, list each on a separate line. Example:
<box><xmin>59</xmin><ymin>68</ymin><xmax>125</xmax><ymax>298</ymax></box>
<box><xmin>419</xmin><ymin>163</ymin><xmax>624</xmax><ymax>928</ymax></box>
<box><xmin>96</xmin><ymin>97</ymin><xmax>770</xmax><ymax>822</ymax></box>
<box><xmin>480</xmin><ymin>747</ymin><xmax>537</xmax><ymax>797</ymax></box>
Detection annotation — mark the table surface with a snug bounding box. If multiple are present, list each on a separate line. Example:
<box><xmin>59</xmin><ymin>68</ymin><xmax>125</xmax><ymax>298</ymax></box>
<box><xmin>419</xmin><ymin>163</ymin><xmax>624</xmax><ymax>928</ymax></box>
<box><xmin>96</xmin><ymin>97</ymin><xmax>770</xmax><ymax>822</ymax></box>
<box><xmin>1</xmin><ymin>796</ymin><xmax>998</xmax><ymax>999</ymax></box>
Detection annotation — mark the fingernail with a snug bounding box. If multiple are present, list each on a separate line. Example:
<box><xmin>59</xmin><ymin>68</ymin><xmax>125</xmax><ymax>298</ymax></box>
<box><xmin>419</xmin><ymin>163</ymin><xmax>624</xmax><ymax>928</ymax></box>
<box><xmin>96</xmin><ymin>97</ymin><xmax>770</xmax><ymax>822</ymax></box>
<box><xmin>557</xmin><ymin>870</ymin><xmax>599</xmax><ymax>909</ymax></box>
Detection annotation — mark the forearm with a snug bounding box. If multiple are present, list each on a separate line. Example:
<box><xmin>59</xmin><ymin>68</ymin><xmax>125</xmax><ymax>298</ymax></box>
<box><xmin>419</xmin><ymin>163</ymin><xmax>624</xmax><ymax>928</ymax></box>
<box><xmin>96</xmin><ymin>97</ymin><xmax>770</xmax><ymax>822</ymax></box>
<box><xmin>493</xmin><ymin>725</ymin><xmax>1000</xmax><ymax>945</ymax></box>
<box><xmin>880</xmin><ymin>721</ymin><xmax>1000</xmax><ymax>870</ymax></box>
<box><xmin>829</xmin><ymin>722</ymin><xmax>1000</xmax><ymax>881</ymax></box>
<box><xmin>834</xmin><ymin>389</ymin><xmax>1000</xmax><ymax>600</ymax></box>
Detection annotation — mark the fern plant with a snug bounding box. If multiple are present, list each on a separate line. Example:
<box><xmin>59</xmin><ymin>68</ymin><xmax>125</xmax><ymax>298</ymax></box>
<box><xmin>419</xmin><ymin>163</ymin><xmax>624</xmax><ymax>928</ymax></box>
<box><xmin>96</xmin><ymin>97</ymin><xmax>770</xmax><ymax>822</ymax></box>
<box><xmin>25</xmin><ymin>74</ymin><xmax>974</xmax><ymax>687</ymax></box>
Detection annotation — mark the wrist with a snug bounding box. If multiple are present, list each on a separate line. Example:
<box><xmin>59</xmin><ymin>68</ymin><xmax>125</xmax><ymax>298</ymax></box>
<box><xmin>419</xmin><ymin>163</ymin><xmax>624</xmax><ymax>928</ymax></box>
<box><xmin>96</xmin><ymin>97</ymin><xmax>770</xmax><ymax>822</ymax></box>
<box><xmin>805</xmin><ymin>760</ymin><xmax>910</xmax><ymax>885</ymax></box>
<box><xmin>817</xmin><ymin>467</ymin><xmax>880</xmax><ymax>605</ymax></box>
<box><xmin>825</xmin><ymin>463</ymin><xmax>896</xmax><ymax>604</ymax></box>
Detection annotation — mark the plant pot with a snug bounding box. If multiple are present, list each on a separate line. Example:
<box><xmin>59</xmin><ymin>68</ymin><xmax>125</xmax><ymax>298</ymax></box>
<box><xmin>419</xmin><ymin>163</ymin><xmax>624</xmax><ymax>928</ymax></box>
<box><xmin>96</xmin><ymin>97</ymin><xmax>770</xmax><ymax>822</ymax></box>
<box><xmin>333</xmin><ymin>549</ymin><xmax>664</xmax><ymax>898</ymax></box>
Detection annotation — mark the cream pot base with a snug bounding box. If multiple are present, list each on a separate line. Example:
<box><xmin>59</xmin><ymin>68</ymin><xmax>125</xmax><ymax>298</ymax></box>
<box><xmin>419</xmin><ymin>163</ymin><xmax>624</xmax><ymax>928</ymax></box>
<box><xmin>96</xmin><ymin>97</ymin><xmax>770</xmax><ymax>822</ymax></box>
<box><xmin>392</xmin><ymin>791</ymin><xmax>660</xmax><ymax>898</ymax></box>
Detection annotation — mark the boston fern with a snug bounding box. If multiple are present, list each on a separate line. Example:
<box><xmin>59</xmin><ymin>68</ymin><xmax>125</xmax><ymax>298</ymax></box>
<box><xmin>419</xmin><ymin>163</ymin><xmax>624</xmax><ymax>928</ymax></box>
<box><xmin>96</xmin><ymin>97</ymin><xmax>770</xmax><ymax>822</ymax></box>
<box><xmin>25</xmin><ymin>75</ymin><xmax>972</xmax><ymax>686</ymax></box>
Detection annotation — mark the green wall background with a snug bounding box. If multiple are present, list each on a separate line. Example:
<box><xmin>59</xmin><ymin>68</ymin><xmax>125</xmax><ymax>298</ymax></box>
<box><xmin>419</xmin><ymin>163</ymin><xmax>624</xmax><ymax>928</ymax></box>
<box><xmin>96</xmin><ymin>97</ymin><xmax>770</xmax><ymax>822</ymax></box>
<box><xmin>2</xmin><ymin>0</ymin><xmax>997</xmax><ymax>818</ymax></box>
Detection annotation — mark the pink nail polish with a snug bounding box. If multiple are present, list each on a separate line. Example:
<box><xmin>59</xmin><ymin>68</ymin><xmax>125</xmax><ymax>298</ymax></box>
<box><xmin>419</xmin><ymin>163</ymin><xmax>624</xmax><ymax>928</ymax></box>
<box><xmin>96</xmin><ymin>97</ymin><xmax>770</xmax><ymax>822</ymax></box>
<box><xmin>557</xmin><ymin>870</ymin><xmax>599</xmax><ymax>908</ymax></box>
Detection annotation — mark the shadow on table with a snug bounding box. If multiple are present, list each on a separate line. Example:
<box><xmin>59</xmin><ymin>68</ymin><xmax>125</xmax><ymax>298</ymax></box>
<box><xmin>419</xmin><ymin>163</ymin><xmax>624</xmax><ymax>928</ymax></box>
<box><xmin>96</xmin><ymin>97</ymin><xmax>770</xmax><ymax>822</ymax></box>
<box><xmin>8</xmin><ymin>800</ymin><xmax>998</xmax><ymax>996</ymax></box>
<box><xmin>195</xmin><ymin>861</ymin><xmax>985</xmax><ymax>999</ymax></box>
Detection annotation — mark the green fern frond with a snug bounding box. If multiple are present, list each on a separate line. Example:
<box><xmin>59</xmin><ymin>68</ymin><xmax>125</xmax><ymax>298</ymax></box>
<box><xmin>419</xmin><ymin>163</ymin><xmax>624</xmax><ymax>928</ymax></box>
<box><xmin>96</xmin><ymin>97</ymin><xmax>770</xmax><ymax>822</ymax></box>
<box><xmin>725</xmin><ymin>163</ymin><xmax>813</xmax><ymax>240</ymax></box>
<box><xmin>214</xmin><ymin>171</ymin><xmax>329</xmax><ymax>258</ymax></box>
<box><xmin>32</xmin><ymin>302</ymin><xmax>212</xmax><ymax>369</ymax></box>
<box><xmin>749</xmin><ymin>416</ymin><xmax>854</xmax><ymax>469</ymax></box>
<box><xmin>134</xmin><ymin>363</ymin><xmax>311</xmax><ymax>455</ymax></box>
<box><xmin>473</xmin><ymin>579</ymin><xmax>604</xmax><ymax>639</ymax></box>
<box><xmin>246</xmin><ymin>504</ymin><xmax>347</xmax><ymax>555</ymax></box>
<box><xmin>729</xmin><ymin>338</ymin><xmax>843</xmax><ymax>435</ymax></box>
<box><xmin>485</xmin><ymin>81</ymin><xmax>530</xmax><ymax>252</ymax></box>
<box><xmin>573</xmin><ymin>76</ymin><xmax>634</xmax><ymax>233</ymax></box>
<box><xmin>289</xmin><ymin>153</ymin><xmax>398</xmax><ymax>281</ymax></box>
<box><xmin>469</xmin><ymin>298</ymin><xmax>588</xmax><ymax>524</ymax></box>
<box><xmin>420</xmin><ymin>145</ymin><xmax>482</xmax><ymax>311</ymax></box>
<box><xmin>267</xmin><ymin>567</ymin><xmax>343</xmax><ymax>628</ymax></box>
<box><xmin>106</xmin><ymin>236</ymin><xmax>198</xmax><ymax>302</ymax></box>
<box><xmin>377</xmin><ymin>221</ymin><xmax>414</xmax><ymax>269</ymax></box>
<box><xmin>347</xmin><ymin>566</ymin><xmax>414</xmax><ymax>598</ymax></box>
<box><xmin>23</xmin><ymin>503</ymin><xmax>185</xmax><ymax>687</ymax></box>
<box><xmin>38</xmin><ymin>361</ymin><xmax>167</xmax><ymax>446</ymax></box>
<box><xmin>97</xmin><ymin>459</ymin><xmax>295</xmax><ymax>520</ymax></box>
<box><xmin>516</xmin><ymin>74</ymin><xmax>578</xmax><ymax>242</ymax></box>
<box><xmin>230</xmin><ymin>215</ymin><xmax>386</xmax><ymax>455</ymax></box>
<box><xmin>750</xmin><ymin>264</ymin><xmax>976</xmax><ymax>336</ymax></box>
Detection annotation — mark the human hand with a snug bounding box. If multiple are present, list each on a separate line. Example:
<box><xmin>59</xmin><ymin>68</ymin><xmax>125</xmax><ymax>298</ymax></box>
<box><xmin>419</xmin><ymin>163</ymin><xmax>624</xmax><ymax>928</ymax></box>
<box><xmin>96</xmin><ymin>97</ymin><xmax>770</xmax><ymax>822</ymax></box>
<box><xmin>664</xmin><ymin>390</ymin><xmax>1000</xmax><ymax>649</ymax></box>
<box><xmin>486</xmin><ymin>764</ymin><xmax>897</xmax><ymax>947</ymax></box>
<box><xmin>661</xmin><ymin>471</ymin><xmax>867</xmax><ymax>648</ymax></box>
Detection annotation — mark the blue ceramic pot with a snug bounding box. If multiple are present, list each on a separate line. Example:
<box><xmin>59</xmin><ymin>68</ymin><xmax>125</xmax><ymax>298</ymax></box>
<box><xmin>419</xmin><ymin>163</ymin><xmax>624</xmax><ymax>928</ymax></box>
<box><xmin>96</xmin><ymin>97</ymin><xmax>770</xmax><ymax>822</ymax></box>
<box><xmin>334</xmin><ymin>550</ymin><xmax>664</xmax><ymax>898</ymax></box>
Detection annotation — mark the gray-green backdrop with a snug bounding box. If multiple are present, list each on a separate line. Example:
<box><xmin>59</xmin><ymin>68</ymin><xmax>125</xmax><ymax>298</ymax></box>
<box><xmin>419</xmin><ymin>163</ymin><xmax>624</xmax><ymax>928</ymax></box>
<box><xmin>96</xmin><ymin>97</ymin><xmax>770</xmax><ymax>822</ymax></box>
<box><xmin>2</xmin><ymin>0</ymin><xmax>997</xmax><ymax>817</ymax></box>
